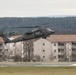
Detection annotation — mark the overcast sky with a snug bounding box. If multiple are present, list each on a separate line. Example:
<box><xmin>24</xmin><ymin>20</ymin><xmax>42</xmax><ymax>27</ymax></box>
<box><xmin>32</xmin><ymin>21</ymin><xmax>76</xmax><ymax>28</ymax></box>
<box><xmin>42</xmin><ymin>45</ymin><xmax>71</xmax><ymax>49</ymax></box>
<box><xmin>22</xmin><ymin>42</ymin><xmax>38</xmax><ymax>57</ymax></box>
<box><xmin>0</xmin><ymin>0</ymin><xmax>76</xmax><ymax>17</ymax></box>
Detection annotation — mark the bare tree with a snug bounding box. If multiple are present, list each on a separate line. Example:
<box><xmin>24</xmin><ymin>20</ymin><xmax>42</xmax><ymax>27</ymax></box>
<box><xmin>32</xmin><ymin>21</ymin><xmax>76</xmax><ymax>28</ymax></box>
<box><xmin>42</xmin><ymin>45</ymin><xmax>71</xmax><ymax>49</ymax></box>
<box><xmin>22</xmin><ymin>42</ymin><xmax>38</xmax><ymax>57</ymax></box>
<box><xmin>23</xmin><ymin>39</ymin><xmax>34</xmax><ymax>62</ymax></box>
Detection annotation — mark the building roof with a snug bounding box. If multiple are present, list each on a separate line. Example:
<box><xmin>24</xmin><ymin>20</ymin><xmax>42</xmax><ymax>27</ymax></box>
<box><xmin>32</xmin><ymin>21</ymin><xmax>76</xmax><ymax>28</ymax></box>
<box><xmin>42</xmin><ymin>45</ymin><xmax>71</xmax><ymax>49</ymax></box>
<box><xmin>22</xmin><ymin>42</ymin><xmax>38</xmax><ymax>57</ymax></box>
<box><xmin>47</xmin><ymin>35</ymin><xmax>76</xmax><ymax>42</ymax></box>
<box><xmin>1</xmin><ymin>34</ymin><xmax>76</xmax><ymax>44</ymax></box>
<box><xmin>0</xmin><ymin>37</ymin><xmax>4</xmax><ymax>44</ymax></box>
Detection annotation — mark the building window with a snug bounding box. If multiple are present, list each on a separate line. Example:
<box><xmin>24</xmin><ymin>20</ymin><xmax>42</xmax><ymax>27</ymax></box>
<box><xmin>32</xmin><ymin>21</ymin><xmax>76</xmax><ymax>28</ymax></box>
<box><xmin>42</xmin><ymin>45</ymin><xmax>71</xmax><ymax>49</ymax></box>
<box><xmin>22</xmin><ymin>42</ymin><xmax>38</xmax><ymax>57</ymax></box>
<box><xmin>54</xmin><ymin>50</ymin><xmax>56</xmax><ymax>52</ymax></box>
<box><xmin>43</xmin><ymin>43</ymin><xmax>45</xmax><ymax>45</ymax></box>
<box><xmin>58</xmin><ymin>42</ymin><xmax>64</xmax><ymax>46</ymax></box>
<box><xmin>43</xmin><ymin>56</ymin><xmax>45</xmax><ymax>58</ymax></box>
<box><xmin>58</xmin><ymin>55</ymin><xmax>64</xmax><ymax>59</ymax></box>
<box><xmin>43</xmin><ymin>50</ymin><xmax>45</xmax><ymax>52</ymax></box>
<box><xmin>72</xmin><ymin>49</ymin><xmax>76</xmax><ymax>51</ymax></box>
<box><xmin>58</xmin><ymin>49</ymin><xmax>60</xmax><ymax>52</ymax></box>
<box><xmin>72</xmin><ymin>42</ymin><xmax>76</xmax><ymax>45</ymax></box>
<box><xmin>58</xmin><ymin>49</ymin><xmax>64</xmax><ymax>52</ymax></box>
<box><xmin>54</xmin><ymin>43</ymin><xmax>56</xmax><ymax>46</ymax></box>
<box><xmin>0</xmin><ymin>44</ymin><xmax>2</xmax><ymax>47</ymax></box>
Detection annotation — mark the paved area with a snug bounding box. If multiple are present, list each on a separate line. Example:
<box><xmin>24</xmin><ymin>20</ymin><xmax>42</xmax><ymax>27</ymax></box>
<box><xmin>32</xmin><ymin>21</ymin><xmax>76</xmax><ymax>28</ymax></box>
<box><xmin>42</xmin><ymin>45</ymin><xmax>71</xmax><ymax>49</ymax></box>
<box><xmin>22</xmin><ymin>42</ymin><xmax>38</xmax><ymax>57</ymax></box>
<box><xmin>0</xmin><ymin>62</ymin><xmax>76</xmax><ymax>67</ymax></box>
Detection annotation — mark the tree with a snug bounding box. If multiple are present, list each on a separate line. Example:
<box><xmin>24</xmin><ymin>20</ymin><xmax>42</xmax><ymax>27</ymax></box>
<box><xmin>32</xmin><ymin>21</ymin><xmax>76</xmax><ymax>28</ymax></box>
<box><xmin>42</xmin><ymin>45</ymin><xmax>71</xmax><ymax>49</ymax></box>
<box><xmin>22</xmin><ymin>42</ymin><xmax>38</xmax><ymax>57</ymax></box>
<box><xmin>23</xmin><ymin>40</ymin><xmax>34</xmax><ymax>62</ymax></box>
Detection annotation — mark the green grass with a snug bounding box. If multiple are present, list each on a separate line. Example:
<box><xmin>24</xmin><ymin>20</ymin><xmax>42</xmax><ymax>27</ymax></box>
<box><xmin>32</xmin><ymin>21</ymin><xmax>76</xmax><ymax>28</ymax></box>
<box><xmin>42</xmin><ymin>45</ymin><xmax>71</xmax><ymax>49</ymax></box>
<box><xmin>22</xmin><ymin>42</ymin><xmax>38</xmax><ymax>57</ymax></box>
<box><xmin>0</xmin><ymin>67</ymin><xmax>76</xmax><ymax>75</ymax></box>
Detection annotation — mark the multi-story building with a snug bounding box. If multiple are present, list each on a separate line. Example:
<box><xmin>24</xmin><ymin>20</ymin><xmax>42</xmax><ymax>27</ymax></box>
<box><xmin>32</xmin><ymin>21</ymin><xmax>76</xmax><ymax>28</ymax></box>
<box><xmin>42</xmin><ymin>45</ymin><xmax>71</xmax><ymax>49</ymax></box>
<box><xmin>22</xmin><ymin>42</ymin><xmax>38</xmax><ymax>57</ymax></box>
<box><xmin>21</xmin><ymin>35</ymin><xmax>76</xmax><ymax>62</ymax></box>
<box><xmin>47</xmin><ymin>35</ymin><xmax>76</xmax><ymax>62</ymax></box>
<box><xmin>1</xmin><ymin>34</ymin><xmax>76</xmax><ymax>62</ymax></box>
<box><xmin>33</xmin><ymin>38</ymin><xmax>52</xmax><ymax>62</ymax></box>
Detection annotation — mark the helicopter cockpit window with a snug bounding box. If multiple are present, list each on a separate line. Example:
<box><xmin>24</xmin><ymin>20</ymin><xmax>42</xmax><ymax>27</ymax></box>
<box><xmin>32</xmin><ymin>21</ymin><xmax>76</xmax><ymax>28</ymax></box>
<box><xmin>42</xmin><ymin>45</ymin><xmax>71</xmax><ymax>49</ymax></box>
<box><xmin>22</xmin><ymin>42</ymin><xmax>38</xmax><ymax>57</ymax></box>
<box><xmin>46</xmin><ymin>28</ymin><xmax>52</xmax><ymax>31</ymax></box>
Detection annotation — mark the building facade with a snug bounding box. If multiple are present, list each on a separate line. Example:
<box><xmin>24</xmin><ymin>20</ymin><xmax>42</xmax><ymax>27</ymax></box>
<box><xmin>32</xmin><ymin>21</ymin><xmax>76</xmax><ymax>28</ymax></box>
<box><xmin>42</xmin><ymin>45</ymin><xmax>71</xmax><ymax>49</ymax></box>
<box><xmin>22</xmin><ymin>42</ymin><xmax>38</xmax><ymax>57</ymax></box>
<box><xmin>33</xmin><ymin>38</ymin><xmax>52</xmax><ymax>62</ymax></box>
<box><xmin>32</xmin><ymin>35</ymin><xmax>76</xmax><ymax>62</ymax></box>
<box><xmin>5</xmin><ymin>37</ymin><xmax>24</xmax><ymax>61</ymax></box>
<box><xmin>47</xmin><ymin>35</ymin><xmax>76</xmax><ymax>62</ymax></box>
<box><xmin>1</xmin><ymin>35</ymin><xmax>76</xmax><ymax>62</ymax></box>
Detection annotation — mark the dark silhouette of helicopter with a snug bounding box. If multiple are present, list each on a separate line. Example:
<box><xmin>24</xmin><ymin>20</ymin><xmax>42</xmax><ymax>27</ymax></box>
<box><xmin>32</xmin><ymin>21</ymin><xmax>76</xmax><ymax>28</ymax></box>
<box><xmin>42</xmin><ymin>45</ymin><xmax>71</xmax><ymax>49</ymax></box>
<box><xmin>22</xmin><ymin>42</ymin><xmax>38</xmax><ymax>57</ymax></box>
<box><xmin>1</xmin><ymin>23</ymin><xmax>55</xmax><ymax>43</ymax></box>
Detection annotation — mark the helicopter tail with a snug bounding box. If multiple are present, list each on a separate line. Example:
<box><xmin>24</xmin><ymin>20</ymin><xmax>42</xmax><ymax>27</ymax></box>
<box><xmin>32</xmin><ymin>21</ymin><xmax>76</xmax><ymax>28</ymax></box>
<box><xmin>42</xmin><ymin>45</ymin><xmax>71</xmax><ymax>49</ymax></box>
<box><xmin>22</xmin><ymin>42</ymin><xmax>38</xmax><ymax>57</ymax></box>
<box><xmin>0</xmin><ymin>34</ymin><xmax>11</xmax><ymax>43</ymax></box>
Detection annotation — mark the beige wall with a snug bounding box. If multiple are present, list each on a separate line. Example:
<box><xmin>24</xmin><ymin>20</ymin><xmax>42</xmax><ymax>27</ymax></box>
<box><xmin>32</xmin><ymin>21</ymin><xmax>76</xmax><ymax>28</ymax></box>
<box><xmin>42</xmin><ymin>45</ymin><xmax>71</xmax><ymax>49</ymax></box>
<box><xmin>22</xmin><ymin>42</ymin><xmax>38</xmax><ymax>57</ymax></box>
<box><xmin>6</xmin><ymin>37</ymin><xmax>24</xmax><ymax>58</ymax></box>
<box><xmin>33</xmin><ymin>38</ymin><xmax>52</xmax><ymax>62</ymax></box>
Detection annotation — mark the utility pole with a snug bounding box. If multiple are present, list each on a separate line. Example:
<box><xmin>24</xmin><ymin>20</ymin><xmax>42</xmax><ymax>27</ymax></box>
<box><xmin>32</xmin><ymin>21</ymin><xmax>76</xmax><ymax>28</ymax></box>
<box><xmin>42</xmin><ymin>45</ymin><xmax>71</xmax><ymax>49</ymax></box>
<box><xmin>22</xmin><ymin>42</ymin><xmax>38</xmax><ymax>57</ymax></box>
<box><xmin>27</xmin><ymin>42</ymin><xmax>30</xmax><ymax>61</ymax></box>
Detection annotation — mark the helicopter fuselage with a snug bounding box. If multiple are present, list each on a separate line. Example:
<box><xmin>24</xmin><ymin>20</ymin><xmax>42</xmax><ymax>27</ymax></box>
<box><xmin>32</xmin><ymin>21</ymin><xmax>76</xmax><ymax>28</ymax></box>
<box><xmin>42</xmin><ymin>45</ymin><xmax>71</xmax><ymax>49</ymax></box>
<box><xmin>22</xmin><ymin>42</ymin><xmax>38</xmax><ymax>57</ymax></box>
<box><xmin>8</xmin><ymin>28</ymin><xmax>55</xmax><ymax>43</ymax></box>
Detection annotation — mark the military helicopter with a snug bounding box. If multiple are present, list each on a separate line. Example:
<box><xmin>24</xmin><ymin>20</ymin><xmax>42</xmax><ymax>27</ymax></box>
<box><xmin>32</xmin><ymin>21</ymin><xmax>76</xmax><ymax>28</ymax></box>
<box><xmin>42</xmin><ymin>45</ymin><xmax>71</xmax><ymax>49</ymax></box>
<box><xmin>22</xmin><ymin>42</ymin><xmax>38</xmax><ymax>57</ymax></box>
<box><xmin>1</xmin><ymin>23</ymin><xmax>55</xmax><ymax>43</ymax></box>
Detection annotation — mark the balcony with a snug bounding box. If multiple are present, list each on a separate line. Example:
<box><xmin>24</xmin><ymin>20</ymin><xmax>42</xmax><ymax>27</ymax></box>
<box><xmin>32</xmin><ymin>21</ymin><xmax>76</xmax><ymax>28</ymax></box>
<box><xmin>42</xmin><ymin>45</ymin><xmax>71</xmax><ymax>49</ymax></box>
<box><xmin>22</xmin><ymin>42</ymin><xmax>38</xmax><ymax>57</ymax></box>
<box><xmin>58</xmin><ymin>46</ymin><xmax>65</xmax><ymax>49</ymax></box>
<box><xmin>72</xmin><ymin>56</ymin><xmax>76</xmax><ymax>61</ymax></box>
<box><xmin>72</xmin><ymin>51</ymin><xmax>76</xmax><ymax>55</ymax></box>
<box><xmin>72</xmin><ymin>45</ymin><xmax>76</xmax><ymax>49</ymax></box>
<box><xmin>58</xmin><ymin>55</ymin><xmax>65</xmax><ymax>61</ymax></box>
<box><xmin>58</xmin><ymin>49</ymin><xmax>65</xmax><ymax>55</ymax></box>
<box><xmin>58</xmin><ymin>52</ymin><xmax>65</xmax><ymax>55</ymax></box>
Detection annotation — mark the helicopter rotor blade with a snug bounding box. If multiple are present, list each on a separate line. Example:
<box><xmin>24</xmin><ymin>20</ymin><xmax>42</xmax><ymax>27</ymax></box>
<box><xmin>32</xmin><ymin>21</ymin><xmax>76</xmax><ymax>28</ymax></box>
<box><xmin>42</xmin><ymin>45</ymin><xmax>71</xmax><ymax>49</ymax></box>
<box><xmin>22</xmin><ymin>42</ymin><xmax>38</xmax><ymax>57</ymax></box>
<box><xmin>12</xmin><ymin>22</ymin><xmax>49</xmax><ymax>28</ymax></box>
<box><xmin>41</xmin><ymin>23</ymin><xmax>49</xmax><ymax>26</ymax></box>
<box><xmin>13</xmin><ymin>26</ymin><xmax>39</xmax><ymax>28</ymax></box>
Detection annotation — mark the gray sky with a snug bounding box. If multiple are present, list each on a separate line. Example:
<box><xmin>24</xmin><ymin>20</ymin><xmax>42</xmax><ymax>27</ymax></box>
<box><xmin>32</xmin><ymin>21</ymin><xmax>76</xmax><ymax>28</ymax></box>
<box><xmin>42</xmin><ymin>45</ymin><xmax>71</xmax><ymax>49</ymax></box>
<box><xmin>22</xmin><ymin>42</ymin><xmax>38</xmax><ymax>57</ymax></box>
<box><xmin>0</xmin><ymin>0</ymin><xmax>76</xmax><ymax>17</ymax></box>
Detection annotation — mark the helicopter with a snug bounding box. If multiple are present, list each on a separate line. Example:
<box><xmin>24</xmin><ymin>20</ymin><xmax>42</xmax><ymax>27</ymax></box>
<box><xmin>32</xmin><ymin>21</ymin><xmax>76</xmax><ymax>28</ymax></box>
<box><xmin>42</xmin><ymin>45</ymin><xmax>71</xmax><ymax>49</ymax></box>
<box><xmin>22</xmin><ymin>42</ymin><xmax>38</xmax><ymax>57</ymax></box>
<box><xmin>1</xmin><ymin>23</ymin><xmax>55</xmax><ymax>43</ymax></box>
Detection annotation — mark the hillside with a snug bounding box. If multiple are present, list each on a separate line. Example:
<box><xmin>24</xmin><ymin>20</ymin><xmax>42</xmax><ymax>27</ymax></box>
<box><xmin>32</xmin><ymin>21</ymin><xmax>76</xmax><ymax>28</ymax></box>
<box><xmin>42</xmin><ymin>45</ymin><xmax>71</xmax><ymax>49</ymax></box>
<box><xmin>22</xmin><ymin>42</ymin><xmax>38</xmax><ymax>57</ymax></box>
<box><xmin>0</xmin><ymin>17</ymin><xmax>76</xmax><ymax>35</ymax></box>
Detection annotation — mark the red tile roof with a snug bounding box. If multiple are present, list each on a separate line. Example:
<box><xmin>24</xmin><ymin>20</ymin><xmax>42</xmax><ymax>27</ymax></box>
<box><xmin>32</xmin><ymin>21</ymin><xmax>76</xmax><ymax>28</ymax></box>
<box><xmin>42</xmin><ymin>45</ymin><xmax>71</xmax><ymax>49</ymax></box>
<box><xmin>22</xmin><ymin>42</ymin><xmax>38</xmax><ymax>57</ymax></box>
<box><xmin>47</xmin><ymin>35</ymin><xmax>76</xmax><ymax>42</ymax></box>
<box><xmin>0</xmin><ymin>37</ymin><xmax>4</xmax><ymax>44</ymax></box>
<box><xmin>1</xmin><ymin>35</ymin><xmax>76</xmax><ymax>44</ymax></box>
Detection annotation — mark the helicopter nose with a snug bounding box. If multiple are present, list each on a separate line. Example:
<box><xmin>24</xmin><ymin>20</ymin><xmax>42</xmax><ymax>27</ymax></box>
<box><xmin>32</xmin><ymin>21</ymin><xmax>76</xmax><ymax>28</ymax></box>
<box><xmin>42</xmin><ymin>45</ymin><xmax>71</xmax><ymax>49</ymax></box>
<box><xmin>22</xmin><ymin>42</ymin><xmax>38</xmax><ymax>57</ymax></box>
<box><xmin>46</xmin><ymin>28</ymin><xmax>55</xmax><ymax>34</ymax></box>
<box><xmin>51</xmin><ymin>30</ymin><xmax>55</xmax><ymax>34</ymax></box>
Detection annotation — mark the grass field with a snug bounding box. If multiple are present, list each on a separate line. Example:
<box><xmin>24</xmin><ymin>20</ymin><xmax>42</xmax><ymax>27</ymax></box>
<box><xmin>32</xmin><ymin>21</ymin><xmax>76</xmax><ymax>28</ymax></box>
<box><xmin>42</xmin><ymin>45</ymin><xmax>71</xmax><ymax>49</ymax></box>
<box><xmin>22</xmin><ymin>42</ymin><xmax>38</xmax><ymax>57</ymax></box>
<box><xmin>0</xmin><ymin>67</ymin><xmax>76</xmax><ymax>75</ymax></box>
